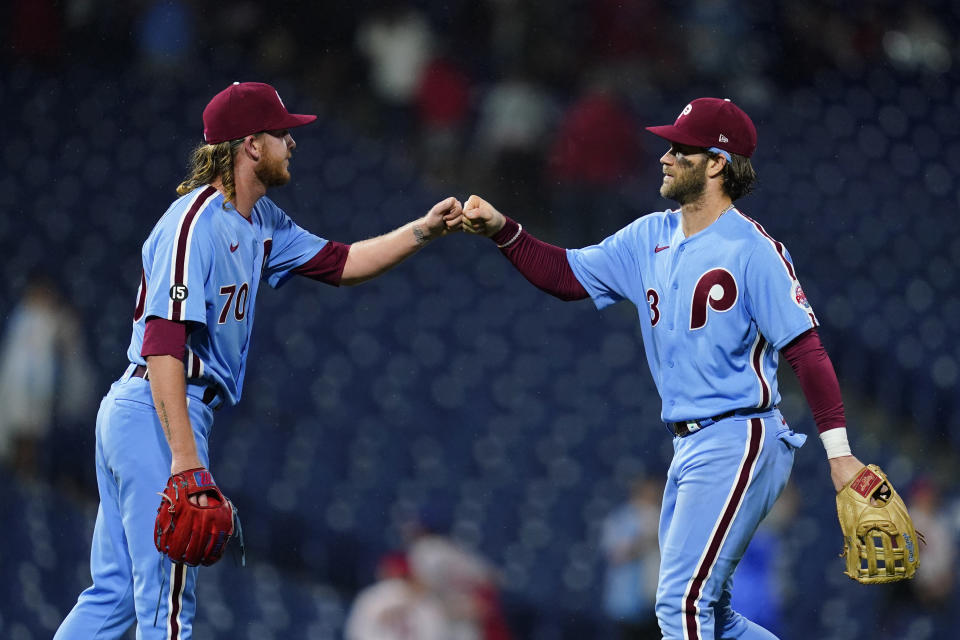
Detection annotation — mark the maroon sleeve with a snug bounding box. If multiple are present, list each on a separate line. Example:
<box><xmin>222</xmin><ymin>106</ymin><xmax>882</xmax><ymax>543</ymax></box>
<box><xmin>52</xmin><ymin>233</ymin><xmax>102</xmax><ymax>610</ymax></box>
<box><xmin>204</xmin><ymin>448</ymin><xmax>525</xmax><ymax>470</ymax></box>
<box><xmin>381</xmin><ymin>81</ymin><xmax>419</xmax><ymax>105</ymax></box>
<box><xmin>292</xmin><ymin>241</ymin><xmax>350</xmax><ymax>286</ymax></box>
<box><xmin>141</xmin><ymin>317</ymin><xmax>187</xmax><ymax>361</ymax></box>
<box><xmin>781</xmin><ymin>328</ymin><xmax>846</xmax><ymax>434</ymax></box>
<box><xmin>490</xmin><ymin>217</ymin><xmax>589</xmax><ymax>301</ymax></box>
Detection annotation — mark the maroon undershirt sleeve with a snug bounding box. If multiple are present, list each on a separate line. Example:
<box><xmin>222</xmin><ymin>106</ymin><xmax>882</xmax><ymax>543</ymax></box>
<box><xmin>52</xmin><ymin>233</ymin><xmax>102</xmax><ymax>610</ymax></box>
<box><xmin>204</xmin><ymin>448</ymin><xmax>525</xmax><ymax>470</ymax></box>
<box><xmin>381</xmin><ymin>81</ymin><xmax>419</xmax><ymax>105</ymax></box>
<box><xmin>490</xmin><ymin>217</ymin><xmax>589</xmax><ymax>301</ymax></box>
<box><xmin>292</xmin><ymin>241</ymin><xmax>350</xmax><ymax>286</ymax></box>
<box><xmin>781</xmin><ymin>328</ymin><xmax>846</xmax><ymax>434</ymax></box>
<box><xmin>141</xmin><ymin>317</ymin><xmax>187</xmax><ymax>361</ymax></box>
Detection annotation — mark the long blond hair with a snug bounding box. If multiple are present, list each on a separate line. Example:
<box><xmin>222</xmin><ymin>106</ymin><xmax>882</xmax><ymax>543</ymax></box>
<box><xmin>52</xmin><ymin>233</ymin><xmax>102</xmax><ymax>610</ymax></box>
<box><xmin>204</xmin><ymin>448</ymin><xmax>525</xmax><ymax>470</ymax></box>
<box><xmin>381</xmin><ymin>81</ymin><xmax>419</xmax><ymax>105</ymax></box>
<box><xmin>176</xmin><ymin>139</ymin><xmax>244</xmax><ymax>203</ymax></box>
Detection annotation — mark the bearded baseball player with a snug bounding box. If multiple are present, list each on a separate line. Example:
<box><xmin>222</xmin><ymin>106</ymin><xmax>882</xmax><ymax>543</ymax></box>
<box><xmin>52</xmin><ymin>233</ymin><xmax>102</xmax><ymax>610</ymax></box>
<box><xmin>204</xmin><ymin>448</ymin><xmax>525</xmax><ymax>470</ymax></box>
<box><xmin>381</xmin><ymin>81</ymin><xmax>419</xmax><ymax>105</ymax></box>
<box><xmin>463</xmin><ymin>98</ymin><xmax>875</xmax><ymax>639</ymax></box>
<box><xmin>55</xmin><ymin>81</ymin><xmax>463</xmax><ymax>640</ymax></box>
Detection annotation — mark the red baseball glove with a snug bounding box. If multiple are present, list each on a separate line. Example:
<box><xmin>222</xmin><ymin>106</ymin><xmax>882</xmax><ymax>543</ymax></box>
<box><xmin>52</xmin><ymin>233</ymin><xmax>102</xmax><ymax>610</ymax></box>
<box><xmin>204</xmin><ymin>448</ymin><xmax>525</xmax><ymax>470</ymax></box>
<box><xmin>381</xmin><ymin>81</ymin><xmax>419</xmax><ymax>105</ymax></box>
<box><xmin>154</xmin><ymin>467</ymin><xmax>235</xmax><ymax>566</ymax></box>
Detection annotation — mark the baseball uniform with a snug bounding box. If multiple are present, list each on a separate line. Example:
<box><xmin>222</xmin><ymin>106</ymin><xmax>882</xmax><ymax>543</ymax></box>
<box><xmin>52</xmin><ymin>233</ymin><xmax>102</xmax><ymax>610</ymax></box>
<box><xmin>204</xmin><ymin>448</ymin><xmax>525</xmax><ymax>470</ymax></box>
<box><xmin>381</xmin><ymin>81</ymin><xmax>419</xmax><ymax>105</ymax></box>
<box><xmin>468</xmin><ymin>96</ymin><xmax>849</xmax><ymax>640</ymax></box>
<box><xmin>567</xmin><ymin>205</ymin><xmax>814</xmax><ymax>639</ymax></box>
<box><xmin>55</xmin><ymin>185</ymin><xmax>328</xmax><ymax>639</ymax></box>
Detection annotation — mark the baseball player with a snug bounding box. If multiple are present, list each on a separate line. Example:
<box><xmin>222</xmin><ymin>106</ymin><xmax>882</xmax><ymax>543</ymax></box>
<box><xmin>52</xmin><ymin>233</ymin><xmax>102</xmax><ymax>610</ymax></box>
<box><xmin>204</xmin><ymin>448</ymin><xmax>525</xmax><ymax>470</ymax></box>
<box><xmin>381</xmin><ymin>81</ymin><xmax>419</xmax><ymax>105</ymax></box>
<box><xmin>462</xmin><ymin>98</ymin><xmax>867</xmax><ymax>639</ymax></box>
<box><xmin>55</xmin><ymin>81</ymin><xmax>463</xmax><ymax>640</ymax></box>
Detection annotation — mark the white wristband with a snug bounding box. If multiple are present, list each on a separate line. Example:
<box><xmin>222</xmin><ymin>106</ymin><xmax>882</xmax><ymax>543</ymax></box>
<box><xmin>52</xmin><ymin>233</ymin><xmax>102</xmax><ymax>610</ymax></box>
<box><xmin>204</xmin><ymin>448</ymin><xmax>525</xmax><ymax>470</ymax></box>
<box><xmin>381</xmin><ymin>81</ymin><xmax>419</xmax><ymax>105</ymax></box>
<box><xmin>496</xmin><ymin>223</ymin><xmax>523</xmax><ymax>249</ymax></box>
<box><xmin>819</xmin><ymin>427</ymin><xmax>852</xmax><ymax>459</ymax></box>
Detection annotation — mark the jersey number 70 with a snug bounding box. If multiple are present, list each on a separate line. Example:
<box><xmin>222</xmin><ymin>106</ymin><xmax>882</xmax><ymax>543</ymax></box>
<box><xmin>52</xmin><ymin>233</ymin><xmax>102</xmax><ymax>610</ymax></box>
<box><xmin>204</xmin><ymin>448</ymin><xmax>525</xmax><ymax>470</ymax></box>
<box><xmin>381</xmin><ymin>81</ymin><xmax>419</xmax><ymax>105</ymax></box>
<box><xmin>218</xmin><ymin>283</ymin><xmax>249</xmax><ymax>324</ymax></box>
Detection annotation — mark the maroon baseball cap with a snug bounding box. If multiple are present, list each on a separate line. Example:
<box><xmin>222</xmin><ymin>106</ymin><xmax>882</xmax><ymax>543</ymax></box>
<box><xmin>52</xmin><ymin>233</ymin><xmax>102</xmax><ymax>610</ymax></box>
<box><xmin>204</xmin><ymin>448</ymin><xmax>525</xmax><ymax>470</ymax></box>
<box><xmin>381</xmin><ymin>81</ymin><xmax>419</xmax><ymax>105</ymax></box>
<box><xmin>646</xmin><ymin>97</ymin><xmax>757</xmax><ymax>158</ymax></box>
<box><xmin>202</xmin><ymin>82</ymin><xmax>317</xmax><ymax>144</ymax></box>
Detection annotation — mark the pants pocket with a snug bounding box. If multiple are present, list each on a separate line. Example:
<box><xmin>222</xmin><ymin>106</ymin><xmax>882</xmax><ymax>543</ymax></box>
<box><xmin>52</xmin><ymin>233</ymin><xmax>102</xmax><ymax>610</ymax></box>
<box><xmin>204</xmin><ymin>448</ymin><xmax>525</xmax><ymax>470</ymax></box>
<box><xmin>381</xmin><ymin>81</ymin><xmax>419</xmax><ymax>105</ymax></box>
<box><xmin>776</xmin><ymin>427</ymin><xmax>807</xmax><ymax>450</ymax></box>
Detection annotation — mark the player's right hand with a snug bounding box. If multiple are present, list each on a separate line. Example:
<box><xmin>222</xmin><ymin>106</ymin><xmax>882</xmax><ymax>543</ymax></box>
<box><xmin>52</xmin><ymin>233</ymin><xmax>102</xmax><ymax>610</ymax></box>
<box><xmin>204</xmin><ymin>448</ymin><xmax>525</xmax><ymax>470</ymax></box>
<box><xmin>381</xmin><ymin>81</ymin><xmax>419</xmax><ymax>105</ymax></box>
<box><xmin>462</xmin><ymin>195</ymin><xmax>506</xmax><ymax>237</ymax></box>
<box><xmin>421</xmin><ymin>196</ymin><xmax>463</xmax><ymax>239</ymax></box>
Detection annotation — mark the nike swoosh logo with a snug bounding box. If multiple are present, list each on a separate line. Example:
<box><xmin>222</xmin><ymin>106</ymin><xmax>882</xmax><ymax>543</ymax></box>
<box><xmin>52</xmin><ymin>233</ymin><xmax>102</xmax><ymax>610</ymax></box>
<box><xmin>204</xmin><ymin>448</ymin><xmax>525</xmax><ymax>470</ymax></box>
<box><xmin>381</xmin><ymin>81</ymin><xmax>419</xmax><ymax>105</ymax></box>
<box><xmin>654</xmin><ymin>244</ymin><xmax>670</xmax><ymax>253</ymax></box>
<box><xmin>230</xmin><ymin>242</ymin><xmax>239</xmax><ymax>252</ymax></box>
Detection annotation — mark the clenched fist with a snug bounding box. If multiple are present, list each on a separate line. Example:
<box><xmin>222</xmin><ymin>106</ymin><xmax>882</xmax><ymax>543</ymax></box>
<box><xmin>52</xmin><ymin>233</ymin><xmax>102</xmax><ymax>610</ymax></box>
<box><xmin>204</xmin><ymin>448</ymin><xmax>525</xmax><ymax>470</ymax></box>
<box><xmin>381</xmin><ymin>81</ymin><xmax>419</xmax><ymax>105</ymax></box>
<box><xmin>462</xmin><ymin>194</ymin><xmax>506</xmax><ymax>237</ymax></box>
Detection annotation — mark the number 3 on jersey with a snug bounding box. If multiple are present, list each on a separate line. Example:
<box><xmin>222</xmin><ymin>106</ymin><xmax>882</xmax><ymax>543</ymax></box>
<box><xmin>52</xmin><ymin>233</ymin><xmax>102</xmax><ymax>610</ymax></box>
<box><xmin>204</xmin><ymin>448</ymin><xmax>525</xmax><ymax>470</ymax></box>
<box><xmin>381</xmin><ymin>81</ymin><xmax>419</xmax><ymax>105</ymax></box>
<box><xmin>646</xmin><ymin>268</ymin><xmax>739</xmax><ymax>330</ymax></box>
<box><xmin>646</xmin><ymin>288</ymin><xmax>661</xmax><ymax>326</ymax></box>
<box><xmin>218</xmin><ymin>283</ymin><xmax>249</xmax><ymax>324</ymax></box>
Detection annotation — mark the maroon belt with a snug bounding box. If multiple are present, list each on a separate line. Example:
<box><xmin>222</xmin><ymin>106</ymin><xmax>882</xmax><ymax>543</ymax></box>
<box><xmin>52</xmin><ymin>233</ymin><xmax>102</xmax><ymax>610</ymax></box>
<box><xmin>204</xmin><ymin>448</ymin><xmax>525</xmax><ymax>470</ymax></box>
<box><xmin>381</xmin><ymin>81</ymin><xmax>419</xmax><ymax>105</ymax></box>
<box><xmin>131</xmin><ymin>364</ymin><xmax>221</xmax><ymax>409</ymax></box>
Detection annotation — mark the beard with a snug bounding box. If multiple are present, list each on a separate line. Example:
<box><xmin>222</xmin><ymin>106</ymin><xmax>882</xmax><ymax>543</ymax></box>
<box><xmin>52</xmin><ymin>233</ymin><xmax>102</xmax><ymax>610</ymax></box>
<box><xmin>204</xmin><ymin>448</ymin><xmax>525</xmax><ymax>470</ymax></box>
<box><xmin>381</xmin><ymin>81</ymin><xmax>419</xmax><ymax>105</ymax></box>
<box><xmin>255</xmin><ymin>153</ymin><xmax>291</xmax><ymax>187</ymax></box>
<box><xmin>660</xmin><ymin>157</ymin><xmax>707</xmax><ymax>204</ymax></box>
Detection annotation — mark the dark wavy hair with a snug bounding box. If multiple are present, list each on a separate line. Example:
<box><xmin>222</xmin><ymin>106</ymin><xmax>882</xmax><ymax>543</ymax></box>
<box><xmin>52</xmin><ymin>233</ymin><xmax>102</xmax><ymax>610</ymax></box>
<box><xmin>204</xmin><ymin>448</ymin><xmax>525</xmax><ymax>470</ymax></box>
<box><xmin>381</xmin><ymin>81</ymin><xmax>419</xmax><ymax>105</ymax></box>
<box><xmin>707</xmin><ymin>151</ymin><xmax>756</xmax><ymax>201</ymax></box>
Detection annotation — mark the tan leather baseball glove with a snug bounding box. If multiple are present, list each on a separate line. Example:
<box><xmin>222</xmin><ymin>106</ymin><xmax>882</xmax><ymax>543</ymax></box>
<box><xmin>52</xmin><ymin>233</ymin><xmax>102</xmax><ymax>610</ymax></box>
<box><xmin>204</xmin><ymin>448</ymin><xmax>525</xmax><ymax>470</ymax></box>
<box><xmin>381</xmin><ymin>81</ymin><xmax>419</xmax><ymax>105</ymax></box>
<box><xmin>836</xmin><ymin>464</ymin><xmax>922</xmax><ymax>584</ymax></box>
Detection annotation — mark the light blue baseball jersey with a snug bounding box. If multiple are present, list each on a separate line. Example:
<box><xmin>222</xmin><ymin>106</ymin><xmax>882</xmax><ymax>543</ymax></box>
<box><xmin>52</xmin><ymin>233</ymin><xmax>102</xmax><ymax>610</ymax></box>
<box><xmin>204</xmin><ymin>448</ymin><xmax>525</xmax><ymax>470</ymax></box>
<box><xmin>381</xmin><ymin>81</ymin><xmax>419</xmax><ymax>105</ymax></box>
<box><xmin>58</xmin><ymin>182</ymin><xmax>332</xmax><ymax>640</ymax></box>
<box><xmin>567</xmin><ymin>206</ymin><xmax>817</xmax><ymax>422</ymax></box>
<box><xmin>127</xmin><ymin>185</ymin><xmax>327</xmax><ymax>406</ymax></box>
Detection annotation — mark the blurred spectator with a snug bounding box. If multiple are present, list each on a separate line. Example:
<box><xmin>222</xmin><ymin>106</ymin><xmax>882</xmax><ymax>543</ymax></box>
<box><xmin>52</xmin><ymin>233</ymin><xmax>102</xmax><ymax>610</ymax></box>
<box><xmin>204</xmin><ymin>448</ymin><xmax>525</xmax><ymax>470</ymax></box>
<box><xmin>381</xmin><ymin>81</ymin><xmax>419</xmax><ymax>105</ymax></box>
<box><xmin>0</xmin><ymin>272</ymin><xmax>95</xmax><ymax>480</ymax></box>
<box><xmin>545</xmin><ymin>73</ymin><xmax>641</xmax><ymax>243</ymax></box>
<box><xmin>415</xmin><ymin>52</ymin><xmax>473</xmax><ymax>184</ymax></box>
<box><xmin>405</xmin><ymin>506</ymin><xmax>512</xmax><ymax>640</ymax></box>
<box><xmin>882</xmin><ymin>5</ymin><xmax>953</xmax><ymax>73</ymax></box>
<box><xmin>600</xmin><ymin>475</ymin><xmax>661</xmax><ymax>640</ymax></box>
<box><xmin>345</xmin><ymin>551</ymin><xmax>452</xmax><ymax>640</ymax></box>
<box><xmin>546</xmin><ymin>80</ymin><xmax>640</xmax><ymax>188</ymax></box>
<box><xmin>356</xmin><ymin>2</ymin><xmax>435</xmax><ymax>141</ymax></box>
<box><xmin>879</xmin><ymin>475</ymin><xmax>957</xmax><ymax>636</ymax></box>
<box><xmin>469</xmin><ymin>66</ymin><xmax>555</xmax><ymax>216</ymax></box>
<box><xmin>473</xmin><ymin>67</ymin><xmax>554</xmax><ymax>160</ymax></box>
<box><xmin>905</xmin><ymin>477</ymin><xmax>955</xmax><ymax>608</ymax></box>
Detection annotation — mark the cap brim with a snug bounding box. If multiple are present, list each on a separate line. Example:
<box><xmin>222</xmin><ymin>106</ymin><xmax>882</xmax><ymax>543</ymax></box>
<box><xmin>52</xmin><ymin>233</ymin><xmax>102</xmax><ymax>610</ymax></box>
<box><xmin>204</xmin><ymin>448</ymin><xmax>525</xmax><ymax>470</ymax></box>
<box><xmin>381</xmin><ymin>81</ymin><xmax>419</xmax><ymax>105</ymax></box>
<box><xmin>278</xmin><ymin>113</ymin><xmax>317</xmax><ymax>130</ymax></box>
<box><xmin>645</xmin><ymin>125</ymin><xmax>710</xmax><ymax>149</ymax></box>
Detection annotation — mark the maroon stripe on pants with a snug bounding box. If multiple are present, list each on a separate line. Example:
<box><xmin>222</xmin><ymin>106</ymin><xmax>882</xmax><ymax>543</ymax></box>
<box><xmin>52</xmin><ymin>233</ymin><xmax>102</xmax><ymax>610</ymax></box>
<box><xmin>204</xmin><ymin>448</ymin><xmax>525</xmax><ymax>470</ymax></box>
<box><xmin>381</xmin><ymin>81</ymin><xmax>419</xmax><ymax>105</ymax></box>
<box><xmin>683</xmin><ymin>418</ymin><xmax>763</xmax><ymax>639</ymax></box>
<box><xmin>168</xmin><ymin>562</ymin><xmax>185</xmax><ymax>639</ymax></box>
<box><xmin>172</xmin><ymin>186</ymin><xmax>216</xmax><ymax>321</ymax></box>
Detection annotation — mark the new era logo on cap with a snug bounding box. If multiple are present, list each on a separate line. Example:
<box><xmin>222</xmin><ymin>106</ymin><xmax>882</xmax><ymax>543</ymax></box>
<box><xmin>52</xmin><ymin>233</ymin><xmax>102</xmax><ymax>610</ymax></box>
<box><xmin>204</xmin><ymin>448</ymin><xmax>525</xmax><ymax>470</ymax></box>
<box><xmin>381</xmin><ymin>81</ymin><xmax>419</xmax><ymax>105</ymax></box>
<box><xmin>646</xmin><ymin>97</ymin><xmax>758</xmax><ymax>157</ymax></box>
<box><xmin>202</xmin><ymin>82</ymin><xmax>317</xmax><ymax>144</ymax></box>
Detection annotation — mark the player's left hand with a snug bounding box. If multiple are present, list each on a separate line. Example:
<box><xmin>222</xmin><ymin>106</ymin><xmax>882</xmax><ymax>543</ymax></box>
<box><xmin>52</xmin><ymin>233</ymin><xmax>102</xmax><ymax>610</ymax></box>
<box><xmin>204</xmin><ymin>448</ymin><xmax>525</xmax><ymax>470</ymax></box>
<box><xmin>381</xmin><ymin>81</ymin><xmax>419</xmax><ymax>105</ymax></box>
<box><xmin>420</xmin><ymin>196</ymin><xmax>463</xmax><ymax>240</ymax></box>
<box><xmin>155</xmin><ymin>467</ymin><xmax>235</xmax><ymax>566</ymax></box>
<box><xmin>835</xmin><ymin>463</ymin><xmax>922</xmax><ymax>583</ymax></box>
<box><xmin>829</xmin><ymin>455</ymin><xmax>866</xmax><ymax>493</ymax></box>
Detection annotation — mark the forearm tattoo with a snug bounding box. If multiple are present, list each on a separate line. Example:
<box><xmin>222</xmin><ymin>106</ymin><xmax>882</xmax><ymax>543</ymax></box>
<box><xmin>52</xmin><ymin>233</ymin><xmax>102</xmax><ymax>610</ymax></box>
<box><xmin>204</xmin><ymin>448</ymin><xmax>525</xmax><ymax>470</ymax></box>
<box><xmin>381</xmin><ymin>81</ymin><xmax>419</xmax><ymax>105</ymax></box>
<box><xmin>413</xmin><ymin>224</ymin><xmax>427</xmax><ymax>245</ymax></box>
<box><xmin>158</xmin><ymin>400</ymin><xmax>172</xmax><ymax>440</ymax></box>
